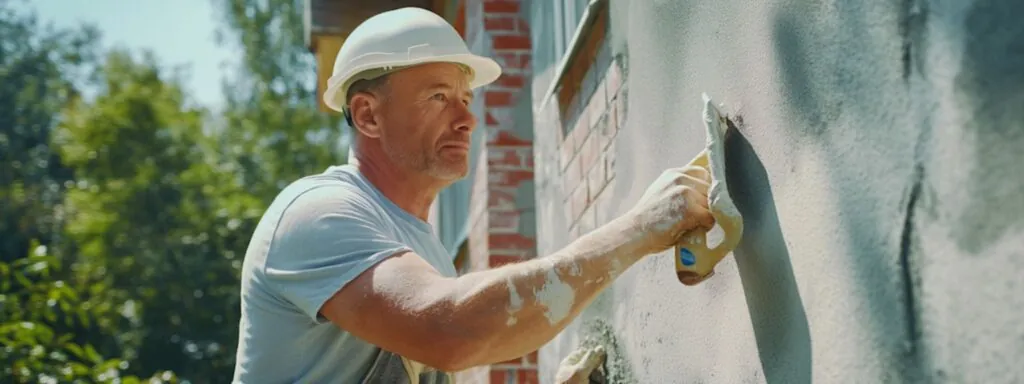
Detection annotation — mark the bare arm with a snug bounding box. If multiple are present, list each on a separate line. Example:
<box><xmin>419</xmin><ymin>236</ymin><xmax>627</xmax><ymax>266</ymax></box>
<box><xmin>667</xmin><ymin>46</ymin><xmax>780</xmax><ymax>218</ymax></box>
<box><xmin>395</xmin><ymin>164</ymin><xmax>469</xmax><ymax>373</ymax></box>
<box><xmin>320</xmin><ymin>166</ymin><xmax>712</xmax><ymax>371</ymax></box>
<box><xmin>442</xmin><ymin>212</ymin><xmax>649</xmax><ymax>366</ymax></box>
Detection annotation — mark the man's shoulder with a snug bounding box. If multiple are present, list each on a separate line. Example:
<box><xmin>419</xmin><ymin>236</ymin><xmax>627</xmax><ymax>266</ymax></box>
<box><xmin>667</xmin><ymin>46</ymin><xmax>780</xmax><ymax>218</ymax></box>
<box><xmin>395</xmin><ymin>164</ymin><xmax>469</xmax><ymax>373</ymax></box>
<box><xmin>277</xmin><ymin>164</ymin><xmax>376</xmax><ymax>208</ymax></box>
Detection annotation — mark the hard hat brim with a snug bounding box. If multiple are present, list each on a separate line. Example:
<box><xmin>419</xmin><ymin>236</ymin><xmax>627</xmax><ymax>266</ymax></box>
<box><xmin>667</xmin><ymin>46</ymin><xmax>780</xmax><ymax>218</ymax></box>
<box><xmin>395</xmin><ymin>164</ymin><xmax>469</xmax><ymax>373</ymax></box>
<box><xmin>323</xmin><ymin>53</ymin><xmax>503</xmax><ymax>113</ymax></box>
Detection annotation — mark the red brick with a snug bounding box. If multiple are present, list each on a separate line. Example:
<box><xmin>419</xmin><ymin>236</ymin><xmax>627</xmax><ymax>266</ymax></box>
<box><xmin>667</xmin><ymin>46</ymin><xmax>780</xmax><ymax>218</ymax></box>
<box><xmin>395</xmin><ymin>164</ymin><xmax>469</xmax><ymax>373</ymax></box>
<box><xmin>589</xmin><ymin>80</ymin><xmax>608</xmax><ymax>124</ymax></box>
<box><xmin>489</xmin><ymin>210</ymin><xmax>520</xmax><ymax>232</ymax></box>
<box><xmin>517</xmin><ymin>19</ymin><xmax>530</xmax><ymax>33</ymax></box>
<box><xmin>609</xmin><ymin>96</ymin><xmax>620</xmax><ymax>136</ymax></box>
<box><xmin>492</xmin><ymin>35</ymin><xmax>531</xmax><ymax>50</ymax></box>
<box><xmin>592</xmin><ymin>186</ymin><xmax>613</xmax><ymax>226</ymax></box>
<box><xmin>484</xmin><ymin>15</ymin><xmax>517</xmax><ymax>31</ymax></box>
<box><xmin>587</xmin><ymin>153</ymin><xmax>607</xmax><ymax>201</ymax></box>
<box><xmin>563</xmin><ymin>156</ymin><xmax>582</xmax><ymax>199</ymax></box>
<box><xmin>490</xmin><ymin>130</ymin><xmax>532</xmax><ymax>147</ymax></box>
<box><xmin>486</xmin><ymin>111</ymin><xmax>499</xmax><ymax>126</ymax></box>
<box><xmin>614</xmin><ymin>89</ymin><xmax>628</xmax><ymax>130</ymax></box>
<box><xmin>572</xmin><ymin>116</ymin><xmax>591</xmax><ymax>152</ymax></box>
<box><xmin>489</xmin><ymin>254</ymin><xmax>522</xmax><ymax>268</ymax></box>
<box><xmin>559</xmin><ymin>130</ymin><xmax>577</xmax><ymax>171</ymax></box>
<box><xmin>490</xmin><ymin>370</ymin><xmax>507</xmax><ymax>384</ymax></box>
<box><xmin>578</xmin><ymin>133</ymin><xmax>600</xmax><ymax>176</ymax></box>
<box><xmin>488</xmin><ymin>188</ymin><xmax>517</xmax><ymax>210</ymax></box>
<box><xmin>518</xmin><ymin>369</ymin><xmax>539</xmax><ymax>384</ymax></box>
<box><xmin>526</xmin><ymin>351</ymin><xmax>538</xmax><ymax>364</ymax></box>
<box><xmin>490</xmin><ymin>169</ymin><xmax>533</xmax><ymax>187</ymax></box>
<box><xmin>591</xmin><ymin>112</ymin><xmax>609</xmax><ymax>151</ymax></box>
<box><xmin>494</xmin><ymin>52</ymin><xmax>530</xmax><ymax>70</ymax></box>
<box><xmin>604</xmin><ymin>142</ymin><xmax>617</xmax><ymax>182</ymax></box>
<box><xmin>489</xmin><ymin>233</ymin><xmax>535</xmax><ymax>252</ymax></box>
<box><xmin>489</xmin><ymin>147</ymin><xmax>525</xmax><ymax>169</ymax></box>
<box><xmin>484</xmin><ymin>0</ymin><xmax>519</xmax><ymax>14</ymax></box>
<box><xmin>569</xmin><ymin>181</ymin><xmax>588</xmax><ymax>224</ymax></box>
<box><xmin>606</xmin><ymin>61</ymin><xmax>623</xmax><ymax>96</ymax></box>
<box><xmin>486</xmin><ymin>91</ymin><xmax>513</xmax><ymax>107</ymax></box>
<box><xmin>497</xmin><ymin>74</ymin><xmax>526</xmax><ymax>88</ymax></box>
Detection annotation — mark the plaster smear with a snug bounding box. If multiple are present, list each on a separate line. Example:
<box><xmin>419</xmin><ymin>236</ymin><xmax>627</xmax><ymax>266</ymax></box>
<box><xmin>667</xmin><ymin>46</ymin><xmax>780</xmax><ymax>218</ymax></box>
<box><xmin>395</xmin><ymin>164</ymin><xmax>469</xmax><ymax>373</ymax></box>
<box><xmin>535</xmin><ymin>266</ymin><xmax>575</xmax><ymax>325</ymax></box>
<box><xmin>577</xmin><ymin>318</ymin><xmax>637</xmax><ymax>383</ymax></box>
<box><xmin>506</xmin><ymin>278</ymin><xmax>523</xmax><ymax>326</ymax></box>
<box><xmin>703</xmin><ymin>93</ymin><xmax>742</xmax><ymax>220</ymax></box>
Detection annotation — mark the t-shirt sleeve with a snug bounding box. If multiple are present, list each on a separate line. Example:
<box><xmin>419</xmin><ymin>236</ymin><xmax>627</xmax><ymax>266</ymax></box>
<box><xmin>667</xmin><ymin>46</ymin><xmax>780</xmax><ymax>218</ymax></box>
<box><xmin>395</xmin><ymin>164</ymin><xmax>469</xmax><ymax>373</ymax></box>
<box><xmin>262</xmin><ymin>185</ymin><xmax>412</xmax><ymax>322</ymax></box>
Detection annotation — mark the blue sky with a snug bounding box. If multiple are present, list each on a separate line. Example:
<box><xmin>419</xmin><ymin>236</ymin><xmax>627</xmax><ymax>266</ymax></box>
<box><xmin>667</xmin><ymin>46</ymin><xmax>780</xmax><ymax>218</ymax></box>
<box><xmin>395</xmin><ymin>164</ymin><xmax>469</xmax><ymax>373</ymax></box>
<box><xmin>26</xmin><ymin>0</ymin><xmax>235</xmax><ymax>109</ymax></box>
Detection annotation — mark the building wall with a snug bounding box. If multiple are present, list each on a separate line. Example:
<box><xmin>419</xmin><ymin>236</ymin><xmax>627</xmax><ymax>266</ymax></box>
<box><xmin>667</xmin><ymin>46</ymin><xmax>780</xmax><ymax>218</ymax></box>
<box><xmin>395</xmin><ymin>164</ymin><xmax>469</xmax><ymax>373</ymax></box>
<box><xmin>529</xmin><ymin>0</ymin><xmax>1024</xmax><ymax>383</ymax></box>
<box><xmin>461</xmin><ymin>0</ymin><xmax>540</xmax><ymax>383</ymax></box>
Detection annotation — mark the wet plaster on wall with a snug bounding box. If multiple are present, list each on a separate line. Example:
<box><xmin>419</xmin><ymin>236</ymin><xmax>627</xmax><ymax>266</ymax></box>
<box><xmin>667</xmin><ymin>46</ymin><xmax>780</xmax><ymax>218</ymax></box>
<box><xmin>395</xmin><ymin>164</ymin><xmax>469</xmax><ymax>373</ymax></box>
<box><xmin>533</xmin><ymin>0</ymin><xmax>1024</xmax><ymax>382</ymax></box>
<box><xmin>910</xmin><ymin>0</ymin><xmax>1024</xmax><ymax>382</ymax></box>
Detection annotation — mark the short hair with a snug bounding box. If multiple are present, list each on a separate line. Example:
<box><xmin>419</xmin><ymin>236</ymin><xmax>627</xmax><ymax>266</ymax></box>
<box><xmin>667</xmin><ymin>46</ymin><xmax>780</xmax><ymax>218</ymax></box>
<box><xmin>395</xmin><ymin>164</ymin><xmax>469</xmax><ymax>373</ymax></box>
<box><xmin>343</xmin><ymin>74</ymin><xmax>391</xmax><ymax>128</ymax></box>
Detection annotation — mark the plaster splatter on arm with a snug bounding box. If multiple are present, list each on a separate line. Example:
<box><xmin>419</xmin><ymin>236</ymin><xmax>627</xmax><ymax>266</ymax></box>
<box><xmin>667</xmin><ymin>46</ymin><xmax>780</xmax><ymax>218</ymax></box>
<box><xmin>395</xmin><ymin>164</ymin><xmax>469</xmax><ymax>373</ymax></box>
<box><xmin>442</xmin><ymin>213</ymin><xmax>649</xmax><ymax>367</ymax></box>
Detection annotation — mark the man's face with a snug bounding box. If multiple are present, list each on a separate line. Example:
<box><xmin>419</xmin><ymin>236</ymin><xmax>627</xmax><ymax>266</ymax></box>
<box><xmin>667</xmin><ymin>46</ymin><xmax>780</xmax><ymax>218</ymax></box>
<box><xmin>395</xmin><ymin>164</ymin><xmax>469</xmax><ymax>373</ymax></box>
<box><xmin>377</xmin><ymin>63</ymin><xmax>477</xmax><ymax>181</ymax></box>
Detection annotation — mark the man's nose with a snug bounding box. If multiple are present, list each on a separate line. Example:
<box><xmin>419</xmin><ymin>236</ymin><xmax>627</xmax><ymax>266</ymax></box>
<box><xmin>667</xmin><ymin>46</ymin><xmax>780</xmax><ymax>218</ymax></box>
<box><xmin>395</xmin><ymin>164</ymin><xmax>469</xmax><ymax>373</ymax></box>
<box><xmin>453</xmin><ymin>102</ymin><xmax>476</xmax><ymax>132</ymax></box>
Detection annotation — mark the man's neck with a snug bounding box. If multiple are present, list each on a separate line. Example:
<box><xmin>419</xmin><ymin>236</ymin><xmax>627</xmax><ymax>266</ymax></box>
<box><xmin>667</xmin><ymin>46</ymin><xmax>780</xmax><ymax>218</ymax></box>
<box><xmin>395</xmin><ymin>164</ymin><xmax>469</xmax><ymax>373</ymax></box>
<box><xmin>352</xmin><ymin>153</ymin><xmax>444</xmax><ymax>222</ymax></box>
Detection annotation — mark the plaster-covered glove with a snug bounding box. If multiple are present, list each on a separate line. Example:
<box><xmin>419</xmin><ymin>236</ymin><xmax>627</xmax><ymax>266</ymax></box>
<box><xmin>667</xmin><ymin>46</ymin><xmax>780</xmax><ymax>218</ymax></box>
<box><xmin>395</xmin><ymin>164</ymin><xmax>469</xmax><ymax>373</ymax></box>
<box><xmin>553</xmin><ymin>345</ymin><xmax>606</xmax><ymax>384</ymax></box>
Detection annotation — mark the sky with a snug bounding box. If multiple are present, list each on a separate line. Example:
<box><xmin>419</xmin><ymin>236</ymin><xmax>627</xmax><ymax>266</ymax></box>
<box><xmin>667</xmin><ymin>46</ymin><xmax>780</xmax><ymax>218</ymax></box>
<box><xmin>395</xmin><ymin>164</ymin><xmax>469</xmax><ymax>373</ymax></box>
<box><xmin>24</xmin><ymin>0</ymin><xmax>235</xmax><ymax>109</ymax></box>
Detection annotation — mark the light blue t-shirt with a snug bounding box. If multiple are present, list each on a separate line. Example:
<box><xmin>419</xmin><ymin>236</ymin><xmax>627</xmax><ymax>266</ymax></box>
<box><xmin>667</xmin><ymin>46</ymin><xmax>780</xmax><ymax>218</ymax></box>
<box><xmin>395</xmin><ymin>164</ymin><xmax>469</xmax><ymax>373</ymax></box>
<box><xmin>231</xmin><ymin>164</ymin><xmax>458</xmax><ymax>383</ymax></box>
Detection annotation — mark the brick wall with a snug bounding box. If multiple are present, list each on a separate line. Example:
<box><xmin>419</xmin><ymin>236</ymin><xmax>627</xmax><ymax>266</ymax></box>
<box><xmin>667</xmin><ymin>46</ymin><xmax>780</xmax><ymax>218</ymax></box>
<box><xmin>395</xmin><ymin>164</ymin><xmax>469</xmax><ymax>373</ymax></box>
<box><xmin>528</xmin><ymin>6</ymin><xmax>627</xmax><ymax>379</ymax></box>
<box><xmin>462</xmin><ymin>0</ymin><xmax>539</xmax><ymax>383</ymax></box>
<box><xmin>557</xmin><ymin>44</ymin><xmax>625</xmax><ymax>243</ymax></box>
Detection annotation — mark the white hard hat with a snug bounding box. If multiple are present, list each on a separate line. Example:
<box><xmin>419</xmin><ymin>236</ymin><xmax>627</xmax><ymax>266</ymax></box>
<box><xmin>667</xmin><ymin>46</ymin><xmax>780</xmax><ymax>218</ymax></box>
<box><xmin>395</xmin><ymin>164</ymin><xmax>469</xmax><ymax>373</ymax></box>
<box><xmin>323</xmin><ymin>7</ymin><xmax>502</xmax><ymax>113</ymax></box>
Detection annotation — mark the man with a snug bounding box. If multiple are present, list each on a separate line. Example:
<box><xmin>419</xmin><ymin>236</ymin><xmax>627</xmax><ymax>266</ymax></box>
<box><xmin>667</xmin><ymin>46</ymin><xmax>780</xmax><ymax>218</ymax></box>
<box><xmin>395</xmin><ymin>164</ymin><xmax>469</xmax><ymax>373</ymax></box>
<box><xmin>231</xmin><ymin>7</ymin><xmax>715</xmax><ymax>383</ymax></box>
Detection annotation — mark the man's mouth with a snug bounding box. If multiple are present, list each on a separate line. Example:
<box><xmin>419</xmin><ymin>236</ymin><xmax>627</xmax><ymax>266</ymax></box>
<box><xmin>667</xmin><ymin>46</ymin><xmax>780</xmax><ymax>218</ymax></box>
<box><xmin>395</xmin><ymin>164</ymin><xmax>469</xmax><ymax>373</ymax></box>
<box><xmin>440</xmin><ymin>142</ymin><xmax>470</xmax><ymax>151</ymax></box>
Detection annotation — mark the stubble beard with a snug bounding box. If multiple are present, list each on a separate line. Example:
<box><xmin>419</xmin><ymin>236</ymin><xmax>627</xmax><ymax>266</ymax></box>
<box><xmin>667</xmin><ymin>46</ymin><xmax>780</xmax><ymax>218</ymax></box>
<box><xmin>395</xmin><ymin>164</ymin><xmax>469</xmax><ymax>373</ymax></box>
<box><xmin>384</xmin><ymin>142</ymin><xmax>468</xmax><ymax>181</ymax></box>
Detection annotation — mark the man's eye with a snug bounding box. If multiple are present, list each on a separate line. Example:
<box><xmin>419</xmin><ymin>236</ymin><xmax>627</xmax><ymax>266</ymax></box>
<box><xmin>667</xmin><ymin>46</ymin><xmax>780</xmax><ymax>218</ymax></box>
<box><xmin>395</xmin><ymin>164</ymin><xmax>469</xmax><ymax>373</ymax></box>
<box><xmin>432</xmin><ymin>93</ymin><xmax>447</xmax><ymax>101</ymax></box>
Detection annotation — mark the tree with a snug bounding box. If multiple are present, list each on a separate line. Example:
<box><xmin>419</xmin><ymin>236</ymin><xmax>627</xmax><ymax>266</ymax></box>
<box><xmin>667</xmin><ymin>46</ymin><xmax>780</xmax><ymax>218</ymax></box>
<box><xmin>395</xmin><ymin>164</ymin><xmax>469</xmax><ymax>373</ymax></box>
<box><xmin>1</xmin><ymin>0</ymin><xmax>345</xmax><ymax>381</ymax></box>
<box><xmin>0</xmin><ymin>6</ymin><xmax>169</xmax><ymax>382</ymax></box>
<box><xmin>214</xmin><ymin>0</ymin><xmax>346</xmax><ymax>201</ymax></box>
<box><xmin>53</xmin><ymin>48</ymin><xmax>244</xmax><ymax>382</ymax></box>
<box><xmin>0</xmin><ymin>2</ymin><xmax>95</xmax><ymax>265</ymax></box>
<box><xmin>0</xmin><ymin>240</ymin><xmax>174</xmax><ymax>383</ymax></box>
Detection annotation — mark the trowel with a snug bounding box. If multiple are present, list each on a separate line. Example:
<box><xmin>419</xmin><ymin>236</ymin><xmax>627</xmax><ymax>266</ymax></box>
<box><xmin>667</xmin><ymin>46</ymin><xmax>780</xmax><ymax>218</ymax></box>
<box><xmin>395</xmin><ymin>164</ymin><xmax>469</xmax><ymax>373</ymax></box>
<box><xmin>674</xmin><ymin>93</ymin><xmax>744</xmax><ymax>286</ymax></box>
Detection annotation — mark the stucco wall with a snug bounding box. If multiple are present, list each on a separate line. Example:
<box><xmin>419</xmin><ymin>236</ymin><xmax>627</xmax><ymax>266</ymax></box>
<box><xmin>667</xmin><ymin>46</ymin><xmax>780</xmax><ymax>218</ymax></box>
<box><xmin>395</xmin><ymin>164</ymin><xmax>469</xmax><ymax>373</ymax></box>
<box><xmin>531</xmin><ymin>0</ymin><xmax>1024</xmax><ymax>382</ymax></box>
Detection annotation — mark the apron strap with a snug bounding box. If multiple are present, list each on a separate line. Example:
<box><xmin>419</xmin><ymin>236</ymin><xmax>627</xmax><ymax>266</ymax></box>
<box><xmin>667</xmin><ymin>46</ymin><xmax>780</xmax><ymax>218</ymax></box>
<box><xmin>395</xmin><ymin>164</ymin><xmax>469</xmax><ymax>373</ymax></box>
<box><xmin>361</xmin><ymin>348</ymin><xmax>455</xmax><ymax>384</ymax></box>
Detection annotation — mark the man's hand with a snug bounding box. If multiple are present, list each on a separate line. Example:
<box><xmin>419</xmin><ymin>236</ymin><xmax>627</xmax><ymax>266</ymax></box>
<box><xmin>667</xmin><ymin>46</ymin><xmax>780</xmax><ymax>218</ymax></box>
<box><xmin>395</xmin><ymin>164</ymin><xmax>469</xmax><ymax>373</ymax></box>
<box><xmin>317</xmin><ymin>157</ymin><xmax>714</xmax><ymax>371</ymax></box>
<box><xmin>554</xmin><ymin>345</ymin><xmax>606</xmax><ymax>384</ymax></box>
<box><xmin>626</xmin><ymin>164</ymin><xmax>715</xmax><ymax>254</ymax></box>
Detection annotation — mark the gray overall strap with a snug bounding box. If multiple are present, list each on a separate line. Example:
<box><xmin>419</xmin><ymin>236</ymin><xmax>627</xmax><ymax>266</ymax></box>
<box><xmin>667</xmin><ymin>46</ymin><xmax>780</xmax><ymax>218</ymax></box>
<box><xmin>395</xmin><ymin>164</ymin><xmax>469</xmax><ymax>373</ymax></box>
<box><xmin>361</xmin><ymin>348</ymin><xmax>453</xmax><ymax>384</ymax></box>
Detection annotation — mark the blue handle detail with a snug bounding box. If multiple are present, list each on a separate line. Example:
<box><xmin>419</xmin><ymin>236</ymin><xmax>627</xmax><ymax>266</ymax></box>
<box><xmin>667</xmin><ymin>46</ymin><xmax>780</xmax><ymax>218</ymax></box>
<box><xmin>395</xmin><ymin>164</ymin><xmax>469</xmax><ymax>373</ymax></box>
<box><xmin>679</xmin><ymin>248</ymin><xmax>696</xmax><ymax>266</ymax></box>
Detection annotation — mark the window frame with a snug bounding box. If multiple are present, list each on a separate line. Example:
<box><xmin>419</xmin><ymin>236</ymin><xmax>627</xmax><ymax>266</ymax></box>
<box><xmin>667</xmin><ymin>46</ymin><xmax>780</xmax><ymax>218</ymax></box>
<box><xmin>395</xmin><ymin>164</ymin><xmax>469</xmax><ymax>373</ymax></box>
<box><xmin>539</xmin><ymin>0</ymin><xmax>609</xmax><ymax>112</ymax></box>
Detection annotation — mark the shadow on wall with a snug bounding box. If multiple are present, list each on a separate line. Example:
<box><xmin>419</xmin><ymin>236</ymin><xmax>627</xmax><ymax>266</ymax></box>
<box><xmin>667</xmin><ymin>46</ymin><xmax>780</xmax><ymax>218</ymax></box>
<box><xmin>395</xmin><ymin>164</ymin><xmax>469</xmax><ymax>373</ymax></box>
<box><xmin>771</xmin><ymin>3</ymin><xmax>924</xmax><ymax>380</ymax></box>
<box><xmin>725</xmin><ymin>127</ymin><xmax>812</xmax><ymax>384</ymax></box>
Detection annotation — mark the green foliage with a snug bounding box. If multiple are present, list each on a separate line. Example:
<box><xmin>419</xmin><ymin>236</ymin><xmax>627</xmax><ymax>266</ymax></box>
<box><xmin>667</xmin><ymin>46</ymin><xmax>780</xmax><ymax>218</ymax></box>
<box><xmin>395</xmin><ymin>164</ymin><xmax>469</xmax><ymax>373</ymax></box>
<box><xmin>0</xmin><ymin>240</ymin><xmax>176</xmax><ymax>383</ymax></box>
<box><xmin>215</xmin><ymin>0</ymin><xmax>345</xmax><ymax>199</ymax></box>
<box><xmin>0</xmin><ymin>3</ymin><xmax>97</xmax><ymax>264</ymax></box>
<box><xmin>1</xmin><ymin>0</ymin><xmax>347</xmax><ymax>381</ymax></box>
<box><xmin>51</xmin><ymin>48</ymin><xmax>247</xmax><ymax>381</ymax></box>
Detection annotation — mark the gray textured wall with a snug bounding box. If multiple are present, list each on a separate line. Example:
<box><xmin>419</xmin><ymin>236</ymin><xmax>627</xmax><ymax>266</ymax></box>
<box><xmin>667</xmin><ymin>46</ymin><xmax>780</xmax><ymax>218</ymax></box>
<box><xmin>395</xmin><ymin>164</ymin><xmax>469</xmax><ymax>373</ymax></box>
<box><xmin>532</xmin><ymin>0</ymin><xmax>1024</xmax><ymax>382</ymax></box>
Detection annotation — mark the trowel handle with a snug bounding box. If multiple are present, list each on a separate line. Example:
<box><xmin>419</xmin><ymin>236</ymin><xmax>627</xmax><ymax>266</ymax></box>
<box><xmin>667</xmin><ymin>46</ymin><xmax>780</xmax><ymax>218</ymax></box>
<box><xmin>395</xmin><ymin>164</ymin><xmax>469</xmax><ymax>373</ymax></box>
<box><xmin>674</xmin><ymin>208</ymin><xmax>744</xmax><ymax>286</ymax></box>
<box><xmin>672</xmin><ymin>148</ymin><xmax>743</xmax><ymax>286</ymax></box>
<box><xmin>674</xmin><ymin>92</ymin><xmax>744</xmax><ymax>286</ymax></box>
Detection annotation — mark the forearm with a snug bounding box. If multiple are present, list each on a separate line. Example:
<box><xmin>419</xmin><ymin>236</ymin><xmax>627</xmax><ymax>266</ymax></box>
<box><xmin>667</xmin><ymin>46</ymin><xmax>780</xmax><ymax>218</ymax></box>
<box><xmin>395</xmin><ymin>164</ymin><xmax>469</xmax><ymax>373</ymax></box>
<box><xmin>444</xmin><ymin>213</ymin><xmax>650</xmax><ymax>366</ymax></box>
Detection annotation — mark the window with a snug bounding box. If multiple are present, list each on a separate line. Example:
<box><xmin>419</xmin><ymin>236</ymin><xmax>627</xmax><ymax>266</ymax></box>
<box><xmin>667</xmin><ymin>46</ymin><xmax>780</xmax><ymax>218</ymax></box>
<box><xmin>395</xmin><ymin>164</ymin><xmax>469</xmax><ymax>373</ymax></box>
<box><xmin>537</xmin><ymin>0</ymin><xmax>610</xmax><ymax>134</ymax></box>
<box><xmin>553</xmin><ymin>0</ymin><xmax>591</xmax><ymax>59</ymax></box>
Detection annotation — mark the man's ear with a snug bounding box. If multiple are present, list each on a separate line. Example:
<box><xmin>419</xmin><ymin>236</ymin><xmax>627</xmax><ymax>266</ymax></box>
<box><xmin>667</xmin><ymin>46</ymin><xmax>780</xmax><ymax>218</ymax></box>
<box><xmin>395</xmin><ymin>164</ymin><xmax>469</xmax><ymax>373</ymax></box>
<box><xmin>349</xmin><ymin>93</ymin><xmax>382</xmax><ymax>138</ymax></box>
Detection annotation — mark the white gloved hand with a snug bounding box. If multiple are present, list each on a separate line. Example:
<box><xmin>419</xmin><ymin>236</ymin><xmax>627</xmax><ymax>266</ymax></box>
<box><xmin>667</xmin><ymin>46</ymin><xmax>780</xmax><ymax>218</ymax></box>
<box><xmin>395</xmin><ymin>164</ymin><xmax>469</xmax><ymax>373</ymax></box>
<box><xmin>553</xmin><ymin>345</ymin><xmax>606</xmax><ymax>384</ymax></box>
